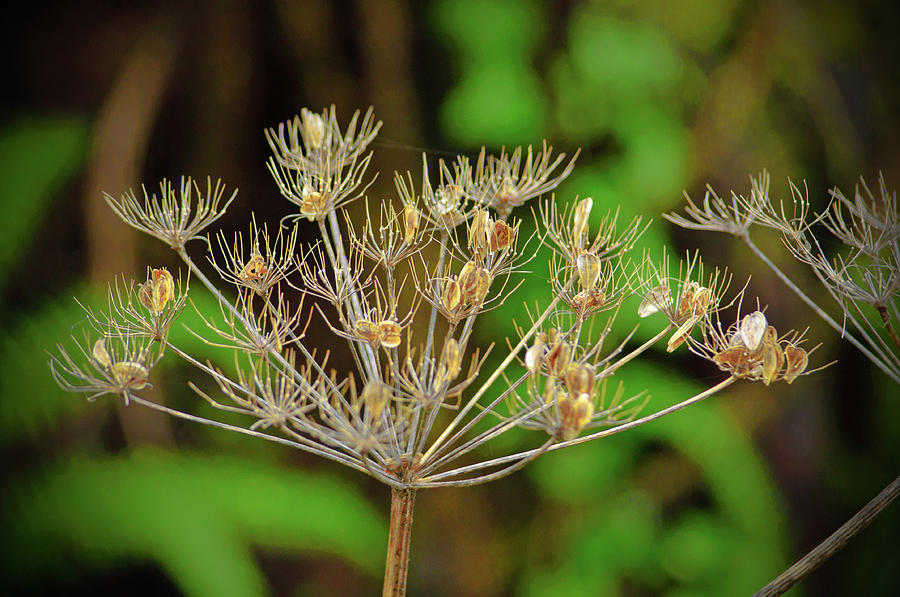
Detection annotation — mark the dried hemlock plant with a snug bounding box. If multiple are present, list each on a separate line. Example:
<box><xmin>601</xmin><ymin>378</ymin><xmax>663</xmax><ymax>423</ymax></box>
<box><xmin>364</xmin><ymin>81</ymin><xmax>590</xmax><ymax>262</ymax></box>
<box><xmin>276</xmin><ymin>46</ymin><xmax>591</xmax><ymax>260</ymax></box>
<box><xmin>50</xmin><ymin>108</ymin><xmax>816</xmax><ymax>597</ymax></box>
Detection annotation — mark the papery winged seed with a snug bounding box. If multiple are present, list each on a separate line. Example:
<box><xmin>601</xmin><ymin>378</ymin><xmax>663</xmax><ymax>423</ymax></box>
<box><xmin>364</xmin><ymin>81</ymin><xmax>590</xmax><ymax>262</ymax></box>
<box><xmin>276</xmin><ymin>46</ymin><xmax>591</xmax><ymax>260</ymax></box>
<box><xmin>667</xmin><ymin>316</ymin><xmax>699</xmax><ymax>352</ymax></box>
<box><xmin>638</xmin><ymin>285</ymin><xmax>671</xmax><ymax>318</ymax></box>
<box><xmin>525</xmin><ymin>345</ymin><xmax>544</xmax><ymax>374</ymax></box>
<box><xmin>379</xmin><ymin>320</ymin><xmax>402</xmax><ymax>348</ymax></box>
<box><xmin>490</xmin><ymin>220</ymin><xmax>513</xmax><ymax>252</ymax></box>
<box><xmin>239</xmin><ymin>255</ymin><xmax>268</xmax><ymax>281</ymax></box>
<box><xmin>559</xmin><ymin>392</ymin><xmax>594</xmax><ymax>440</ymax></box>
<box><xmin>564</xmin><ymin>363</ymin><xmax>594</xmax><ymax>396</ymax></box>
<box><xmin>442</xmin><ymin>278</ymin><xmax>462</xmax><ymax>312</ymax></box>
<box><xmin>354</xmin><ymin>319</ymin><xmax>382</xmax><ymax>344</ymax></box>
<box><xmin>760</xmin><ymin>343</ymin><xmax>780</xmax><ymax>385</ymax></box>
<box><xmin>469</xmin><ymin>210</ymin><xmax>491</xmax><ymax>252</ymax></box>
<box><xmin>576</xmin><ymin>252</ymin><xmax>601</xmax><ymax>290</ymax></box>
<box><xmin>783</xmin><ymin>345</ymin><xmax>809</xmax><ymax>384</ymax></box>
<box><xmin>691</xmin><ymin>286</ymin><xmax>711</xmax><ymax>317</ymax></box>
<box><xmin>546</xmin><ymin>340</ymin><xmax>572</xmax><ymax>376</ymax></box>
<box><xmin>111</xmin><ymin>361</ymin><xmax>150</xmax><ymax>390</ymax></box>
<box><xmin>301</xmin><ymin>109</ymin><xmax>326</xmax><ymax>150</ymax></box>
<box><xmin>458</xmin><ymin>261</ymin><xmax>478</xmax><ymax>296</ymax></box>
<box><xmin>361</xmin><ymin>380</ymin><xmax>391</xmax><ymax>418</ymax></box>
<box><xmin>739</xmin><ymin>311</ymin><xmax>767</xmax><ymax>351</ymax></box>
<box><xmin>713</xmin><ymin>345</ymin><xmax>750</xmax><ymax>374</ymax></box>
<box><xmin>572</xmin><ymin>197</ymin><xmax>593</xmax><ymax>239</ymax></box>
<box><xmin>440</xmin><ymin>338</ymin><xmax>463</xmax><ymax>379</ymax></box>
<box><xmin>92</xmin><ymin>339</ymin><xmax>112</xmax><ymax>368</ymax></box>
<box><xmin>403</xmin><ymin>204</ymin><xmax>420</xmax><ymax>244</ymax></box>
<box><xmin>472</xmin><ymin>268</ymin><xmax>492</xmax><ymax>302</ymax></box>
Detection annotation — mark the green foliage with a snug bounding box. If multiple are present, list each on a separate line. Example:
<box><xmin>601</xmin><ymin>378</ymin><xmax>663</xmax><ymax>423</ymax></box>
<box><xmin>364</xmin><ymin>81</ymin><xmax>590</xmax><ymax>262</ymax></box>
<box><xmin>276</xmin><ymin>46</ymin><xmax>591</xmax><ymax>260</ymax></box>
<box><xmin>6</xmin><ymin>450</ymin><xmax>386</xmax><ymax>597</ymax></box>
<box><xmin>0</xmin><ymin>117</ymin><xmax>88</xmax><ymax>289</ymax></box>
<box><xmin>432</xmin><ymin>0</ymin><xmax>547</xmax><ymax>144</ymax></box>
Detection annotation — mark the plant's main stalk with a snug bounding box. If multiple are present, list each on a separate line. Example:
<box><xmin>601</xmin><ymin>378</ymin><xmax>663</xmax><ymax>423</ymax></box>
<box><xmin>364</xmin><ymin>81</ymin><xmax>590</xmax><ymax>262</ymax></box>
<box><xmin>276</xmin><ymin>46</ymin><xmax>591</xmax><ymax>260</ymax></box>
<box><xmin>383</xmin><ymin>487</ymin><xmax>417</xmax><ymax>597</ymax></box>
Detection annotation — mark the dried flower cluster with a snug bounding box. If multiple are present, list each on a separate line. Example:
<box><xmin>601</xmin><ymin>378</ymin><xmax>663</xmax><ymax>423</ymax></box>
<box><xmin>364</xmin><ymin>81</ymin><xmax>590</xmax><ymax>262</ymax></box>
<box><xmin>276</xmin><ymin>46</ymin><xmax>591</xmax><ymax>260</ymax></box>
<box><xmin>48</xmin><ymin>107</ymin><xmax>822</xmax><ymax>595</ymax></box>
<box><xmin>666</xmin><ymin>171</ymin><xmax>898</xmax><ymax>383</ymax></box>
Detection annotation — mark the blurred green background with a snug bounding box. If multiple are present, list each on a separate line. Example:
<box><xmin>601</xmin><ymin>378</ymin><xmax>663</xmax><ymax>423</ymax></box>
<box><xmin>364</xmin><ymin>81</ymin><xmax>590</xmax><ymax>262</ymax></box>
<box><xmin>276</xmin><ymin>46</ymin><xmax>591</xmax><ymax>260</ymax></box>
<box><xmin>2</xmin><ymin>1</ymin><xmax>898</xmax><ymax>595</ymax></box>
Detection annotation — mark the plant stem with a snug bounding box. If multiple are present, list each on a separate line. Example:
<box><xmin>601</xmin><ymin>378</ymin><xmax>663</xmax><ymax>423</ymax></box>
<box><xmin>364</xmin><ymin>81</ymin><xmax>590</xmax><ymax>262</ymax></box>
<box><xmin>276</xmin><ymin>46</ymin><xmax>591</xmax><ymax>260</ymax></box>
<box><xmin>752</xmin><ymin>475</ymin><xmax>900</xmax><ymax>597</ymax></box>
<box><xmin>383</xmin><ymin>487</ymin><xmax>417</xmax><ymax>597</ymax></box>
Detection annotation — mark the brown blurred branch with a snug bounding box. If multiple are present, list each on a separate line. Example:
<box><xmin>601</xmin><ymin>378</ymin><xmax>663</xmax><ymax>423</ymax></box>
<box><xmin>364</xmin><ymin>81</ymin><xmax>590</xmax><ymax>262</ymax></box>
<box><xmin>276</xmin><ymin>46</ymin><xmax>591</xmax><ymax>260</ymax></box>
<box><xmin>753</xmin><ymin>475</ymin><xmax>900</xmax><ymax>597</ymax></box>
<box><xmin>86</xmin><ymin>6</ymin><xmax>184</xmax><ymax>446</ymax></box>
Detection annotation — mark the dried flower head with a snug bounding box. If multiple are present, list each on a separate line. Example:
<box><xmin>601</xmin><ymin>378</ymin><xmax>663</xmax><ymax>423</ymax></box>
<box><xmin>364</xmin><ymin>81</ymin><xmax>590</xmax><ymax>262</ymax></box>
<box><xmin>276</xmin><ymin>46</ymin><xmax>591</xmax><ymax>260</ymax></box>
<box><xmin>105</xmin><ymin>177</ymin><xmax>236</xmax><ymax>249</ymax></box>
<box><xmin>469</xmin><ymin>142</ymin><xmax>579</xmax><ymax>219</ymax></box>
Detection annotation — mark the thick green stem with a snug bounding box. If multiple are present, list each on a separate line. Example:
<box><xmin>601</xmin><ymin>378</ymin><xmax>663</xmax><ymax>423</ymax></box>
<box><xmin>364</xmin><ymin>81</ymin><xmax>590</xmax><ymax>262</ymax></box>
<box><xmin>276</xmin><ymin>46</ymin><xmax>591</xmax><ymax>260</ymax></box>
<box><xmin>383</xmin><ymin>487</ymin><xmax>417</xmax><ymax>597</ymax></box>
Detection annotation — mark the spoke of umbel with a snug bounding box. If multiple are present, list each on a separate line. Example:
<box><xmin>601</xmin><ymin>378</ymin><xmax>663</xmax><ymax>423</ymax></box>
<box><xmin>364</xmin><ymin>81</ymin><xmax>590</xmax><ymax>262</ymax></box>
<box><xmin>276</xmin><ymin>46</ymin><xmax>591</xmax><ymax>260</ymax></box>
<box><xmin>383</xmin><ymin>488</ymin><xmax>417</xmax><ymax>597</ymax></box>
<box><xmin>753</xmin><ymin>475</ymin><xmax>900</xmax><ymax>597</ymax></box>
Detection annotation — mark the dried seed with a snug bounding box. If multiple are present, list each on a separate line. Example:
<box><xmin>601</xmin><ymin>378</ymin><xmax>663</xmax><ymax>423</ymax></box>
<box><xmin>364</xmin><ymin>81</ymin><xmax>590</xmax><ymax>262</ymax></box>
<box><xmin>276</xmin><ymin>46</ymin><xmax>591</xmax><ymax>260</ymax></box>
<box><xmin>564</xmin><ymin>363</ymin><xmax>594</xmax><ymax>396</ymax></box>
<box><xmin>558</xmin><ymin>392</ymin><xmax>594</xmax><ymax>440</ymax></box>
<box><xmin>361</xmin><ymin>380</ymin><xmax>391</xmax><ymax>418</ymax></box>
<box><xmin>638</xmin><ymin>285</ymin><xmax>671</xmax><ymax>318</ymax></box>
<box><xmin>301</xmin><ymin>109</ymin><xmax>326</xmax><ymax>150</ymax></box>
<box><xmin>739</xmin><ymin>311</ymin><xmax>767</xmax><ymax>351</ymax></box>
<box><xmin>111</xmin><ymin>361</ymin><xmax>149</xmax><ymax>391</ymax></box>
<box><xmin>379</xmin><ymin>320</ymin><xmax>402</xmax><ymax>348</ymax></box>
<box><xmin>403</xmin><ymin>204</ymin><xmax>420</xmax><ymax>244</ymax></box>
<box><xmin>490</xmin><ymin>220</ymin><xmax>514</xmax><ymax>252</ymax></box>
<box><xmin>572</xmin><ymin>197</ymin><xmax>593</xmax><ymax>240</ymax></box>
<box><xmin>354</xmin><ymin>319</ymin><xmax>382</xmax><ymax>345</ymax></box>
<box><xmin>440</xmin><ymin>337</ymin><xmax>463</xmax><ymax>379</ymax></box>
<box><xmin>239</xmin><ymin>254</ymin><xmax>268</xmax><ymax>282</ymax></box>
<box><xmin>92</xmin><ymin>339</ymin><xmax>112</xmax><ymax>368</ymax></box>
<box><xmin>442</xmin><ymin>278</ymin><xmax>462</xmax><ymax>312</ymax></box>
<box><xmin>782</xmin><ymin>344</ymin><xmax>809</xmax><ymax>383</ymax></box>
<box><xmin>576</xmin><ymin>252</ymin><xmax>601</xmax><ymax>290</ymax></box>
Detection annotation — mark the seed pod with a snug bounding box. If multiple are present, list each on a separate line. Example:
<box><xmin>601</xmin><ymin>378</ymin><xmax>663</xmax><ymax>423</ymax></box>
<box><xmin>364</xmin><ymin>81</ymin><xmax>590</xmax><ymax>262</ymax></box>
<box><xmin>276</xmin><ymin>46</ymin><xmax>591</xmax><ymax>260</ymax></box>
<box><xmin>667</xmin><ymin>315</ymin><xmax>699</xmax><ymax>352</ymax></box>
<box><xmin>379</xmin><ymin>320</ymin><xmax>402</xmax><ymax>348</ymax></box>
<box><xmin>111</xmin><ymin>361</ymin><xmax>149</xmax><ymax>391</ymax></box>
<box><xmin>140</xmin><ymin>268</ymin><xmax>175</xmax><ymax>313</ymax></box>
<box><xmin>354</xmin><ymin>319</ymin><xmax>382</xmax><ymax>345</ymax></box>
<box><xmin>301</xmin><ymin>109</ymin><xmax>326</xmax><ymax>150</ymax></box>
<box><xmin>690</xmin><ymin>286</ymin><xmax>711</xmax><ymax>318</ymax></box>
<box><xmin>435</xmin><ymin>184</ymin><xmax>463</xmax><ymax>226</ymax></box>
<box><xmin>239</xmin><ymin>254</ymin><xmax>268</xmax><ymax>282</ymax></box>
<box><xmin>440</xmin><ymin>337</ymin><xmax>463</xmax><ymax>379</ymax></box>
<box><xmin>572</xmin><ymin>197</ymin><xmax>593</xmax><ymax>241</ymax></box>
<box><xmin>442</xmin><ymin>278</ymin><xmax>462</xmax><ymax>312</ymax></box>
<box><xmin>782</xmin><ymin>344</ymin><xmax>809</xmax><ymax>384</ymax></box>
<box><xmin>558</xmin><ymin>392</ymin><xmax>594</xmax><ymax>440</ymax></box>
<box><xmin>490</xmin><ymin>220</ymin><xmax>514</xmax><ymax>252</ymax></box>
<box><xmin>576</xmin><ymin>252</ymin><xmax>601</xmax><ymax>290</ymax></box>
<box><xmin>564</xmin><ymin>363</ymin><xmax>594</xmax><ymax>397</ymax></box>
<box><xmin>525</xmin><ymin>341</ymin><xmax>546</xmax><ymax>374</ymax></box>
<box><xmin>458</xmin><ymin>261</ymin><xmax>478</xmax><ymax>298</ymax></box>
<box><xmin>713</xmin><ymin>345</ymin><xmax>751</xmax><ymax>374</ymax></box>
<box><xmin>403</xmin><ymin>204</ymin><xmax>420</xmax><ymax>244</ymax></box>
<box><xmin>300</xmin><ymin>186</ymin><xmax>328</xmax><ymax>221</ymax></box>
<box><xmin>638</xmin><ymin>285</ymin><xmax>671</xmax><ymax>317</ymax></box>
<box><xmin>469</xmin><ymin>210</ymin><xmax>491</xmax><ymax>254</ymax></box>
<box><xmin>759</xmin><ymin>342</ymin><xmax>781</xmax><ymax>385</ymax></box>
<box><xmin>361</xmin><ymin>380</ymin><xmax>391</xmax><ymax>418</ymax></box>
<box><xmin>739</xmin><ymin>311</ymin><xmax>767</xmax><ymax>351</ymax></box>
<box><xmin>676</xmin><ymin>281</ymin><xmax>701</xmax><ymax>319</ymax></box>
<box><xmin>546</xmin><ymin>339</ymin><xmax>572</xmax><ymax>377</ymax></box>
<box><xmin>93</xmin><ymin>339</ymin><xmax>112</xmax><ymax>368</ymax></box>
<box><xmin>472</xmin><ymin>267</ymin><xmax>492</xmax><ymax>303</ymax></box>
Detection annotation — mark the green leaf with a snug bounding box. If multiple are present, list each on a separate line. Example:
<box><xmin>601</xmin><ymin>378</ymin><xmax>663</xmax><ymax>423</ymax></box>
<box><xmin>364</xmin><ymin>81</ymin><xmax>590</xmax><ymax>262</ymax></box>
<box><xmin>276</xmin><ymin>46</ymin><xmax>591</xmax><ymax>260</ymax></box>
<box><xmin>0</xmin><ymin>287</ymin><xmax>98</xmax><ymax>442</ymax></box>
<box><xmin>7</xmin><ymin>449</ymin><xmax>386</xmax><ymax>596</ymax></box>
<box><xmin>0</xmin><ymin>117</ymin><xmax>88</xmax><ymax>287</ymax></box>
